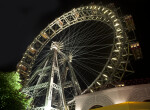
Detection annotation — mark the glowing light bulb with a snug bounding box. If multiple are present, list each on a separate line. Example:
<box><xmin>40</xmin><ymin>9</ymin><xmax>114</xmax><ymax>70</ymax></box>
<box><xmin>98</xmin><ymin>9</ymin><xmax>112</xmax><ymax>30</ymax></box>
<box><xmin>97</xmin><ymin>81</ymin><xmax>101</xmax><ymax>86</ymax></box>
<box><xmin>107</xmin><ymin>66</ymin><xmax>113</xmax><ymax>69</ymax></box>
<box><xmin>103</xmin><ymin>74</ymin><xmax>108</xmax><ymax>77</ymax></box>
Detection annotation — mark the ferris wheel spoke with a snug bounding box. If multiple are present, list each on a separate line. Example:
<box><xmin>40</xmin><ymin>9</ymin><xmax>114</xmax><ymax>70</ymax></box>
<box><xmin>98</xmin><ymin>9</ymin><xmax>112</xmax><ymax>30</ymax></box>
<box><xmin>74</xmin><ymin>60</ymin><xmax>101</xmax><ymax>77</ymax></box>
<box><xmin>75</xmin><ymin>56</ymin><xmax>108</xmax><ymax>60</ymax></box>
<box><xmin>71</xmin><ymin>63</ymin><xmax>90</xmax><ymax>87</ymax></box>
<box><xmin>69</xmin><ymin>20</ymin><xmax>98</xmax><ymax>39</ymax></box>
<box><xmin>29</xmin><ymin>57</ymin><xmax>49</xmax><ymax>80</ymax></box>
<box><xmin>76</xmin><ymin>58</ymin><xmax>105</xmax><ymax>68</ymax></box>
<box><xmin>32</xmin><ymin>56</ymin><xmax>52</xmax><ymax>76</ymax></box>
<box><xmin>63</xmin><ymin>45</ymin><xmax>112</xmax><ymax>56</ymax></box>
<box><xmin>64</xmin><ymin>44</ymin><xmax>113</xmax><ymax>49</ymax></box>
<box><xmin>73</xmin><ymin>62</ymin><xmax>99</xmax><ymax>85</ymax></box>
<box><xmin>67</xmin><ymin>34</ymin><xmax>113</xmax><ymax>55</ymax></box>
<box><xmin>64</xmin><ymin>88</ymin><xmax>74</xmax><ymax>98</ymax></box>
<box><xmin>75</xmin><ymin>61</ymin><xmax>104</xmax><ymax>71</ymax></box>
<box><xmin>72</xmin><ymin>44</ymin><xmax>113</xmax><ymax>57</ymax></box>
<box><xmin>63</xmin><ymin>44</ymin><xmax>112</xmax><ymax>54</ymax></box>
<box><xmin>60</xmin><ymin>20</ymin><xmax>100</xmax><ymax>46</ymax></box>
<box><xmin>79</xmin><ymin>30</ymin><xmax>112</xmax><ymax>46</ymax></box>
<box><xmin>76</xmin><ymin>25</ymin><xmax>113</xmax><ymax>45</ymax></box>
<box><xmin>74</xmin><ymin>53</ymin><xmax>109</xmax><ymax>61</ymax></box>
<box><xmin>33</xmin><ymin>51</ymin><xmax>52</xmax><ymax>67</ymax></box>
<box><xmin>61</xmin><ymin>30</ymin><xmax>113</xmax><ymax>56</ymax></box>
<box><xmin>62</xmin><ymin>26</ymin><xmax>103</xmax><ymax>48</ymax></box>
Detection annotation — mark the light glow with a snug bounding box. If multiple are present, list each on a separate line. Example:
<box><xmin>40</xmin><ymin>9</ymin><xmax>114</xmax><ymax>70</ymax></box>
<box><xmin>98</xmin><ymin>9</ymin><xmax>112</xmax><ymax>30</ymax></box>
<box><xmin>96</xmin><ymin>81</ymin><xmax>101</xmax><ymax>86</ymax></box>
<box><xmin>90</xmin><ymin>89</ymin><xmax>93</xmax><ymax>93</ymax></box>
<box><xmin>105</xmin><ymin>77</ymin><xmax>108</xmax><ymax>80</ymax></box>
<box><xmin>108</xmin><ymin>12</ymin><xmax>112</xmax><ymax>15</ymax></box>
<box><xmin>104</xmin><ymin>10</ymin><xmax>108</xmax><ymax>14</ymax></box>
<box><xmin>115</xmin><ymin>23</ymin><xmax>119</xmax><ymax>27</ymax></box>
<box><xmin>101</xmin><ymin>8</ymin><xmax>105</xmax><ymax>11</ymax></box>
<box><xmin>107</xmin><ymin>66</ymin><xmax>113</xmax><ymax>69</ymax></box>
<box><xmin>116</xmin><ymin>28</ymin><xmax>122</xmax><ymax>32</ymax></box>
<box><xmin>103</xmin><ymin>74</ymin><xmax>108</xmax><ymax>78</ymax></box>
<box><xmin>111</xmin><ymin>15</ymin><xmax>115</xmax><ymax>18</ymax></box>
<box><xmin>112</xmin><ymin>57</ymin><xmax>117</xmax><ymax>60</ymax></box>
<box><xmin>114</xmin><ymin>19</ymin><xmax>118</xmax><ymax>22</ymax></box>
<box><xmin>114</xmin><ymin>50</ymin><xmax>120</xmax><ymax>52</ymax></box>
<box><xmin>116</xmin><ymin>42</ymin><xmax>122</xmax><ymax>45</ymax></box>
<box><xmin>116</xmin><ymin>35</ymin><xmax>123</xmax><ymax>38</ymax></box>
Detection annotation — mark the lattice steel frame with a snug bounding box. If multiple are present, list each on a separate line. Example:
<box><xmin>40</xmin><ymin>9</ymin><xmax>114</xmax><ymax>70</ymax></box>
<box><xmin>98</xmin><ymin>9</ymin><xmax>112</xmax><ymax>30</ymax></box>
<box><xmin>17</xmin><ymin>4</ymin><xmax>133</xmax><ymax>110</ymax></box>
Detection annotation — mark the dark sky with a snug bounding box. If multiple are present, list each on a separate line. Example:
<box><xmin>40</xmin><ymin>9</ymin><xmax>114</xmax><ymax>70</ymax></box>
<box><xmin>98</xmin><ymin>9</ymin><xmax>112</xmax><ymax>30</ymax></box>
<box><xmin>0</xmin><ymin>0</ymin><xmax>149</xmax><ymax>79</ymax></box>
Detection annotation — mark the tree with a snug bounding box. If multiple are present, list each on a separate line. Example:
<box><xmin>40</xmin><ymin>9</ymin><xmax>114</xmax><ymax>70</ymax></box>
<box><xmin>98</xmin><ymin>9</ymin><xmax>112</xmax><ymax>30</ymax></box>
<box><xmin>0</xmin><ymin>71</ymin><xmax>32</xmax><ymax>110</ymax></box>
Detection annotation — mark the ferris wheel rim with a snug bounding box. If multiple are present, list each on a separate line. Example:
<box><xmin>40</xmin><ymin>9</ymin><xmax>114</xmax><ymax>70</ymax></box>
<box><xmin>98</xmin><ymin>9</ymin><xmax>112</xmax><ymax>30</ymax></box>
<box><xmin>17</xmin><ymin>5</ymin><xmax>126</xmax><ymax>95</ymax></box>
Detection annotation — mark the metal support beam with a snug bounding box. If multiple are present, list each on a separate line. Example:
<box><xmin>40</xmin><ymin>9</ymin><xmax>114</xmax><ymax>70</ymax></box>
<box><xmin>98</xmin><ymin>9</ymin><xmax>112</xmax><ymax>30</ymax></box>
<box><xmin>45</xmin><ymin>45</ymin><xmax>68</xmax><ymax>110</ymax></box>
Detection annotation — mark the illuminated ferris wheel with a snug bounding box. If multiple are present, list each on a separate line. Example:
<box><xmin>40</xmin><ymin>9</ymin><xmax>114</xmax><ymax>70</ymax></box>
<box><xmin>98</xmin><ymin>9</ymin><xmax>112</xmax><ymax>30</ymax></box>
<box><xmin>17</xmin><ymin>3</ymin><xmax>136</xmax><ymax>110</ymax></box>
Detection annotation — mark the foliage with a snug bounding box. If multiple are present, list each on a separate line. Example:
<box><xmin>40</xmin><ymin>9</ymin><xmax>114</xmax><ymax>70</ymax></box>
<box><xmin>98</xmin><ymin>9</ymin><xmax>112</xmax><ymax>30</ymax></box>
<box><xmin>0</xmin><ymin>71</ymin><xmax>32</xmax><ymax>110</ymax></box>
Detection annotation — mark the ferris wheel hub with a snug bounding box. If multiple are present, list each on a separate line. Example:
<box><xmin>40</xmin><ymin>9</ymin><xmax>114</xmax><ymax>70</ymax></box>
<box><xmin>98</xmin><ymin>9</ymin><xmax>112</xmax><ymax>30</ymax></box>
<box><xmin>50</xmin><ymin>41</ymin><xmax>63</xmax><ymax>51</ymax></box>
<box><xmin>51</xmin><ymin>41</ymin><xmax>73</xmax><ymax>63</ymax></box>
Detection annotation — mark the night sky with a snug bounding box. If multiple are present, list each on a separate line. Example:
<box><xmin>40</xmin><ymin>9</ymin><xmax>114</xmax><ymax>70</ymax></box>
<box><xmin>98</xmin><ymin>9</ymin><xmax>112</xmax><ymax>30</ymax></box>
<box><xmin>0</xmin><ymin>0</ymin><xmax>149</xmax><ymax>79</ymax></box>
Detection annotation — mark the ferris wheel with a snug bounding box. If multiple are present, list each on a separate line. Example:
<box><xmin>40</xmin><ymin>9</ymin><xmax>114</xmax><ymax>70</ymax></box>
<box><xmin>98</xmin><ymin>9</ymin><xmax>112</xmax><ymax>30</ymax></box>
<box><xmin>17</xmin><ymin>3</ymin><xmax>135</xmax><ymax>110</ymax></box>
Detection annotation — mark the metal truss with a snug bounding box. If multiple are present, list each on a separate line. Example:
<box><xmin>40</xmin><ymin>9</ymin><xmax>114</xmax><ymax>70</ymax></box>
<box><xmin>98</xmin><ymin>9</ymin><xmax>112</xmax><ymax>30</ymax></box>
<box><xmin>17</xmin><ymin>3</ymin><xmax>137</xmax><ymax>109</ymax></box>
